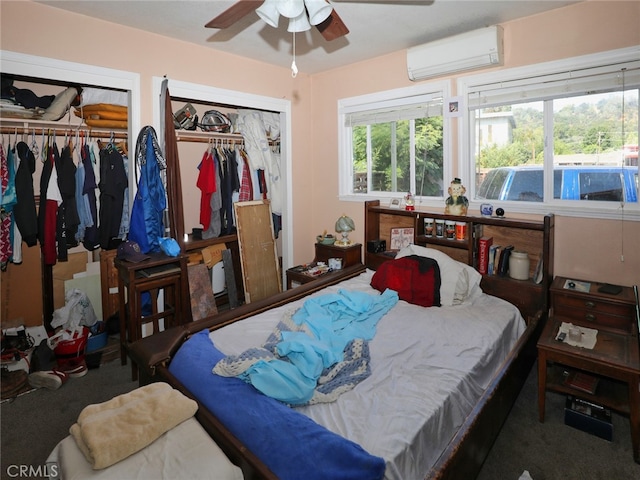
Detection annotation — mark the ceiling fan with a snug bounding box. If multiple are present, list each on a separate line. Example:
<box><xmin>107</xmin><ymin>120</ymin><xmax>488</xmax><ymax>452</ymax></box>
<box><xmin>205</xmin><ymin>0</ymin><xmax>349</xmax><ymax>41</ymax></box>
<box><xmin>205</xmin><ymin>0</ymin><xmax>422</xmax><ymax>42</ymax></box>
<box><xmin>205</xmin><ymin>0</ymin><xmax>434</xmax><ymax>41</ymax></box>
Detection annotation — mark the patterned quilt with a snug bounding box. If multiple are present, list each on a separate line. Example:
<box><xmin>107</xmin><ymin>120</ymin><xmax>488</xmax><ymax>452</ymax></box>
<box><xmin>213</xmin><ymin>288</ymin><xmax>398</xmax><ymax>405</ymax></box>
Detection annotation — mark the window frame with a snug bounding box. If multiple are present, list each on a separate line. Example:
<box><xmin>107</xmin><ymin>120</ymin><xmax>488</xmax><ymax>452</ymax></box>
<box><xmin>457</xmin><ymin>46</ymin><xmax>640</xmax><ymax>221</ymax></box>
<box><xmin>338</xmin><ymin>81</ymin><xmax>452</xmax><ymax>205</ymax></box>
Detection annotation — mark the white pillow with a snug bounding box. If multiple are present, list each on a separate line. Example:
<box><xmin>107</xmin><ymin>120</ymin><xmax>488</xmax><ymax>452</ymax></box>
<box><xmin>395</xmin><ymin>244</ymin><xmax>482</xmax><ymax>306</ymax></box>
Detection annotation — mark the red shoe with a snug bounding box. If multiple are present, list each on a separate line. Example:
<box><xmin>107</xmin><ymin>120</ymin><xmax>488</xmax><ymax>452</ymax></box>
<box><xmin>28</xmin><ymin>369</ymin><xmax>69</xmax><ymax>390</ymax></box>
<box><xmin>61</xmin><ymin>363</ymin><xmax>88</xmax><ymax>378</ymax></box>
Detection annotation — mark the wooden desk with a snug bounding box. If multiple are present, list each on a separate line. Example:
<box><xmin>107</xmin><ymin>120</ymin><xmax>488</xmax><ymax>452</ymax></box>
<box><xmin>115</xmin><ymin>252</ymin><xmax>189</xmax><ymax>379</ymax></box>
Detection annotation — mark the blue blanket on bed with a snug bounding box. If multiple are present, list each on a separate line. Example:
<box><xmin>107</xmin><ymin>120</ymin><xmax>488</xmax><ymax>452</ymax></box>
<box><xmin>213</xmin><ymin>289</ymin><xmax>399</xmax><ymax>405</ymax></box>
<box><xmin>169</xmin><ymin>330</ymin><xmax>386</xmax><ymax>480</ymax></box>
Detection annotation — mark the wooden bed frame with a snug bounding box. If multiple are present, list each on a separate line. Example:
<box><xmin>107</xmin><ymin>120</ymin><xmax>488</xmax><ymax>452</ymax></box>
<box><xmin>130</xmin><ymin>205</ymin><xmax>554</xmax><ymax>480</ymax></box>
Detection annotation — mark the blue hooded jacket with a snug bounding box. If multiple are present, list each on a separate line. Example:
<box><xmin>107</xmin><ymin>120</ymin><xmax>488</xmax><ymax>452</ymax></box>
<box><xmin>128</xmin><ymin>127</ymin><xmax>166</xmax><ymax>253</ymax></box>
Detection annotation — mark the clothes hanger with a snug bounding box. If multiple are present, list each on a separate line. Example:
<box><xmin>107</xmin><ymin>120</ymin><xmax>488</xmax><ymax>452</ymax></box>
<box><xmin>30</xmin><ymin>128</ymin><xmax>39</xmax><ymax>159</ymax></box>
<box><xmin>40</xmin><ymin>129</ymin><xmax>47</xmax><ymax>163</ymax></box>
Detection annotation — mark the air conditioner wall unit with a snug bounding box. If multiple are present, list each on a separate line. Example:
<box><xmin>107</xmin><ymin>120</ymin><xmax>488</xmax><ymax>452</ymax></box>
<box><xmin>407</xmin><ymin>26</ymin><xmax>504</xmax><ymax>82</ymax></box>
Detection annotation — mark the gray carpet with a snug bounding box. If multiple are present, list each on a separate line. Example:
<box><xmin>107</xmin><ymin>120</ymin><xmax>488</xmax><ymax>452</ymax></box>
<box><xmin>2</xmin><ymin>357</ymin><xmax>639</xmax><ymax>480</ymax></box>
<box><xmin>1</xmin><ymin>359</ymin><xmax>137</xmax><ymax>480</ymax></box>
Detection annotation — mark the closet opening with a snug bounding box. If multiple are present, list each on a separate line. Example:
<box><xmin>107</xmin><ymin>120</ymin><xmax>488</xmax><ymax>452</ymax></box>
<box><xmin>1</xmin><ymin>50</ymin><xmax>140</xmax><ymax>333</ymax></box>
<box><xmin>152</xmin><ymin>77</ymin><xmax>292</xmax><ymax>303</ymax></box>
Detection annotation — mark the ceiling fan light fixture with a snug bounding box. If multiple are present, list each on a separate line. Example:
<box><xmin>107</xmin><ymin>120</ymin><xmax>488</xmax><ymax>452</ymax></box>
<box><xmin>277</xmin><ymin>0</ymin><xmax>305</xmax><ymax>19</ymax></box>
<box><xmin>287</xmin><ymin>11</ymin><xmax>311</xmax><ymax>32</ymax></box>
<box><xmin>304</xmin><ymin>0</ymin><xmax>333</xmax><ymax>25</ymax></box>
<box><xmin>256</xmin><ymin>0</ymin><xmax>280</xmax><ymax>28</ymax></box>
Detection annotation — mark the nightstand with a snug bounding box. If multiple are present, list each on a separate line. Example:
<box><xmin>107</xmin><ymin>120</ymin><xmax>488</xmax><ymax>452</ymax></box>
<box><xmin>314</xmin><ymin>243</ymin><xmax>362</xmax><ymax>268</ymax></box>
<box><xmin>537</xmin><ymin>276</ymin><xmax>639</xmax><ymax>463</ymax></box>
<box><xmin>286</xmin><ymin>244</ymin><xmax>363</xmax><ymax>289</ymax></box>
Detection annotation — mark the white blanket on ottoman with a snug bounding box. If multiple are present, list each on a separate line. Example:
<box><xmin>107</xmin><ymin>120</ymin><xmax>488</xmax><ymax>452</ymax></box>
<box><xmin>47</xmin><ymin>417</ymin><xmax>243</xmax><ymax>480</ymax></box>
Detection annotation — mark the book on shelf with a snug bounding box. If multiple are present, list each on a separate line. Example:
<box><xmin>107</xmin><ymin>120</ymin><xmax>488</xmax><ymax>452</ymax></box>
<box><xmin>564</xmin><ymin>370</ymin><xmax>599</xmax><ymax>395</ymax></box>
<box><xmin>497</xmin><ymin>245</ymin><xmax>514</xmax><ymax>276</ymax></box>
<box><xmin>487</xmin><ymin>244</ymin><xmax>501</xmax><ymax>275</ymax></box>
<box><xmin>477</xmin><ymin>236</ymin><xmax>493</xmax><ymax>275</ymax></box>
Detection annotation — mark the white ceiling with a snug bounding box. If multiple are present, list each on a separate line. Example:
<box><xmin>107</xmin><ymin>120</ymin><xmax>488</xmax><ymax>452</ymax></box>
<box><xmin>37</xmin><ymin>0</ymin><xmax>580</xmax><ymax>74</ymax></box>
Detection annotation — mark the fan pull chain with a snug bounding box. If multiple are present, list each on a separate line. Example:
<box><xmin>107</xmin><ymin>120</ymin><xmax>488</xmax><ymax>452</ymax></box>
<box><xmin>291</xmin><ymin>31</ymin><xmax>298</xmax><ymax>78</ymax></box>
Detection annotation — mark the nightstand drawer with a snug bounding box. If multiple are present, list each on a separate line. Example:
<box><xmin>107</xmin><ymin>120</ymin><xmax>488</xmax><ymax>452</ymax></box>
<box><xmin>550</xmin><ymin>276</ymin><xmax>636</xmax><ymax>334</ymax></box>
<box><xmin>554</xmin><ymin>293</ymin><xmax>634</xmax><ymax>317</ymax></box>
<box><xmin>553</xmin><ymin>302</ymin><xmax>633</xmax><ymax>333</ymax></box>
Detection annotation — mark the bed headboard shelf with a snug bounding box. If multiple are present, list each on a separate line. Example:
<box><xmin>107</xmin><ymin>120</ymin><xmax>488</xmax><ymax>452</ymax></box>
<box><xmin>364</xmin><ymin>200</ymin><xmax>554</xmax><ymax>323</ymax></box>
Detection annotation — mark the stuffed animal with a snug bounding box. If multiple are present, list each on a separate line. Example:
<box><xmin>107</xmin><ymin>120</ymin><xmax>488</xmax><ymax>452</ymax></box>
<box><xmin>444</xmin><ymin>178</ymin><xmax>469</xmax><ymax>216</ymax></box>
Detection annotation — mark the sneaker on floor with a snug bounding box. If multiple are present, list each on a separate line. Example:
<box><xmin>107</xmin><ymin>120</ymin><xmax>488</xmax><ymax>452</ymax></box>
<box><xmin>61</xmin><ymin>363</ymin><xmax>88</xmax><ymax>378</ymax></box>
<box><xmin>28</xmin><ymin>369</ymin><xmax>68</xmax><ymax>390</ymax></box>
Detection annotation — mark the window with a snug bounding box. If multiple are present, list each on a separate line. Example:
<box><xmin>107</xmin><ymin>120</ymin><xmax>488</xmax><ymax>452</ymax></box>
<box><xmin>338</xmin><ymin>82</ymin><xmax>451</xmax><ymax>201</ymax></box>
<box><xmin>459</xmin><ymin>47</ymin><xmax>640</xmax><ymax>219</ymax></box>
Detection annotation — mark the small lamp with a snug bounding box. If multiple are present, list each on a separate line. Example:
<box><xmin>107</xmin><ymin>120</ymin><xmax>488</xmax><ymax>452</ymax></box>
<box><xmin>335</xmin><ymin>214</ymin><xmax>355</xmax><ymax>247</ymax></box>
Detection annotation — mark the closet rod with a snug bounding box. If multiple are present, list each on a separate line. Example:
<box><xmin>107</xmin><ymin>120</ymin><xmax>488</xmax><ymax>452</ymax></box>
<box><xmin>0</xmin><ymin>125</ymin><xmax>128</xmax><ymax>140</ymax></box>
<box><xmin>175</xmin><ymin>132</ymin><xmax>244</xmax><ymax>144</ymax></box>
<box><xmin>175</xmin><ymin>132</ymin><xmax>278</xmax><ymax>146</ymax></box>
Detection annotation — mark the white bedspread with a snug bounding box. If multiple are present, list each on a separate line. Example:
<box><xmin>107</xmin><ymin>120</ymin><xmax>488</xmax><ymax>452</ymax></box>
<box><xmin>46</xmin><ymin>418</ymin><xmax>243</xmax><ymax>480</ymax></box>
<box><xmin>210</xmin><ymin>269</ymin><xmax>525</xmax><ymax>480</ymax></box>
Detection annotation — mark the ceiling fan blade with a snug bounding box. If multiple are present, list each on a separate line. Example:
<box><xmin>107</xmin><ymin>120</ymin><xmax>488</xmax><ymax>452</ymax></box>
<box><xmin>205</xmin><ymin>1</ymin><xmax>264</xmax><ymax>29</ymax></box>
<box><xmin>316</xmin><ymin>10</ymin><xmax>349</xmax><ymax>41</ymax></box>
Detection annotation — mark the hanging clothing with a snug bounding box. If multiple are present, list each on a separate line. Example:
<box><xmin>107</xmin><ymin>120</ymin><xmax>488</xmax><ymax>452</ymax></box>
<box><xmin>128</xmin><ymin>126</ymin><xmax>166</xmax><ymax>254</ymax></box>
<box><xmin>57</xmin><ymin>144</ymin><xmax>79</xmax><ymax>255</ymax></box>
<box><xmin>236</xmin><ymin>109</ymin><xmax>283</xmax><ymax>215</ymax></box>
<box><xmin>74</xmin><ymin>150</ymin><xmax>91</xmax><ymax>245</ymax></box>
<box><xmin>38</xmin><ymin>142</ymin><xmax>61</xmax><ymax>266</ymax></box>
<box><xmin>98</xmin><ymin>144</ymin><xmax>127</xmax><ymax>250</ymax></box>
<box><xmin>238</xmin><ymin>148</ymin><xmax>253</xmax><ymax>203</ymax></box>
<box><xmin>0</xmin><ymin>144</ymin><xmax>16</xmax><ymax>270</ymax></box>
<box><xmin>117</xmin><ymin>151</ymin><xmax>130</xmax><ymax>240</ymax></box>
<box><xmin>196</xmin><ymin>149</ymin><xmax>216</xmax><ymax>231</ymax></box>
<box><xmin>218</xmin><ymin>146</ymin><xmax>237</xmax><ymax>236</ymax></box>
<box><xmin>81</xmin><ymin>143</ymin><xmax>100</xmax><ymax>251</ymax></box>
<box><xmin>14</xmin><ymin>142</ymin><xmax>38</xmax><ymax>247</ymax></box>
<box><xmin>202</xmin><ymin>149</ymin><xmax>222</xmax><ymax>240</ymax></box>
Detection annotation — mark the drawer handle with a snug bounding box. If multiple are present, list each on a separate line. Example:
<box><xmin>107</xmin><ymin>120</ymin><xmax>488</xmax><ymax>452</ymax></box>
<box><xmin>584</xmin><ymin>301</ymin><xmax>596</xmax><ymax>309</ymax></box>
<box><xmin>585</xmin><ymin>313</ymin><xmax>597</xmax><ymax>322</ymax></box>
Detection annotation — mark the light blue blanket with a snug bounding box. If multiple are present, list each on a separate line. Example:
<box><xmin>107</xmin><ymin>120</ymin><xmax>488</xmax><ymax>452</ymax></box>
<box><xmin>214</xmin><ymin>288</ymin><xmax>398</xmax><ymax>405</ymax></box>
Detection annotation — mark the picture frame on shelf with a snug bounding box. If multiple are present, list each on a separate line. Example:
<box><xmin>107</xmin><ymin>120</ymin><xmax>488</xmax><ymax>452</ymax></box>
<box><xmin>389</xmin><ymin>198</ymin><xmax>402</xmax><ymax>209</ymax></box>
<box><xmin>390</xmin><ymin>227</ymin><xmax>414</xmax><ymax>251</ymax></box>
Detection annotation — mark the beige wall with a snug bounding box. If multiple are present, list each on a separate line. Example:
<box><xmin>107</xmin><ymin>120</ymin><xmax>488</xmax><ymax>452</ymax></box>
<box><xmin>310</xmin><ymin>0</ymin><xmax>640</xmax><ymax>287</ymax></box>
<box><xmin>1</xmin><ymin>0</ymin><xmax>639</xmax><ymax>286</ymax></box>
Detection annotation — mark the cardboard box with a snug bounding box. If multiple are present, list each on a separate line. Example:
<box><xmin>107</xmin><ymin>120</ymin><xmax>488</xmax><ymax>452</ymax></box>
<box><xmin>564</xmin><ymin>395</ymin><xmax>612</xmax><ymax>441</ymax></box>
